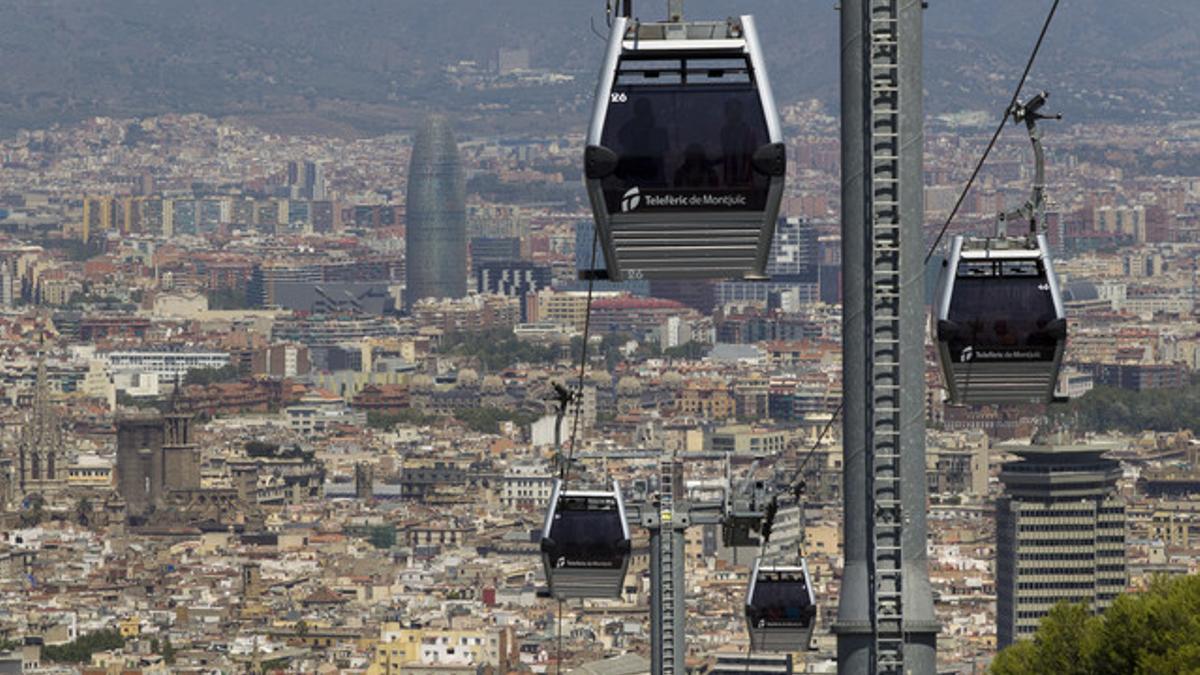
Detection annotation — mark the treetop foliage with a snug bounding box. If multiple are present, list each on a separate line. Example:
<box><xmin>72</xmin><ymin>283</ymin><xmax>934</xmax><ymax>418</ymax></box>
<box><xmin>1056</xmin><ymin>379</ymin><xmax>1200</xmax><ymax>435</ymax></box>
<box><xmin>991</xmin><ymin>574</ymin><xmax>1200</xmax><ymax>675</ymax></box>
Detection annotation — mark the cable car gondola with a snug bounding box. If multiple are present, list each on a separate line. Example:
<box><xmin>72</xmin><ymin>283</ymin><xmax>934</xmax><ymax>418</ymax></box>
<box><xmin>745</xmin><ymin>558</ymin><xmax>817</xmax><ymax>652</ymax></box>
<box><xmin>933</xmin><ymin>92</ymin><xmax>1066</xmax><ymax>405</ymax></box>
<box><xmin>583</xmin><ymin>10</ymin><xmax>785</xmax><ymax>281</ymax></box>
<box><xmin>540</xmin><ymin>479</ymin><xmax>631</xmax><ymax>599</ymax></box>
<box><xmin>934</xmin><ymin>234</ymin><xmax>1066</xmax><ymax>405</ymax></box>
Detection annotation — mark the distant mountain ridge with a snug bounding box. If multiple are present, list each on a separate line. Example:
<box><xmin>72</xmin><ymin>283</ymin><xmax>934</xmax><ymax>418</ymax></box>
<box><xmin>0</xmin><ymin>0</ymin><xmax>1196</xmax><ymax>136</ymax></box>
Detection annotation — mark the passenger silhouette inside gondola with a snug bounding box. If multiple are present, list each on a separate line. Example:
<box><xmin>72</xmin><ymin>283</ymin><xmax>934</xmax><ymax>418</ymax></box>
<box><xmin>548</xmin><ymin>500</ymin><xmax>624</xmax><ymax>566</ymax></box>
<box><xmin>673</xmin><ymin>143</ymin><xmax>719</xmax><ymax>188</ymax></box>
<box><xmin>1027</xmin><ymin>316</ymin><xmax>1058</xmax><ymax>350</ymax></box>
<box><xmin>994</xmin><ymin>320</ymin><xmax>1018</xmax><ymax>347</ymax></box>
<box><xmin>720</xmin><ymin>99</ymin><xmax>756</xmax><ymax>186</ymax></box>
<box><xmin>749</xmin><ymin>572</ymin><xmax>815</xmax><ymax>626</ymax></box>
<box><xmin>616</xmin><ymin>98</ymin><xmax>668</xmax><ymax>186</ymax></box>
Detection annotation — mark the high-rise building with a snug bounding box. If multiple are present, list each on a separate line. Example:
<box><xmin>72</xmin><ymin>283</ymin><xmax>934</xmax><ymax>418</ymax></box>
<box><xmin>405</xmin><ymin>115</ymin><xmax>466</xmax><ymax>309</ymax></box>
<box><xmin>0</xmin><ymin>260</ymin><xmax>13</xmax><ymax>308</ymax></box>
<box><xmin>476</xmin><ymin>262</ymin><xmax>552</xmax><ymax>297</ymax></box>
<box><xmin>248</xmin><ymin>262</ymin><xmax>322</xmax><ymax>307</ymax></box>
<box><xmin>715</xmin><ymin>217</ymin><xmax>820</xmax><ymax>308</ymax></box>
<box><xmin>287</xmin><ymin>160</ymin><xmax>327</xmax><ymax>200</ymax></box>
<box><xmin>564</xmin><ymin>219</ymin><xmax>650</xmax><ymax>296</ymax></box>
<box><xmin>996</xmin><ymin>439</ymin><xmax>1127</xmax><ymax>647</ymax></box>
<box><xmin>470</xmin><ymin>236</ymin><xmax>522</xmax><ymax>269</ymax></box>
<box><xmin>477</xmin><ymin>261</ymin><xmax>553</xmax><ymax>321</ymax></box>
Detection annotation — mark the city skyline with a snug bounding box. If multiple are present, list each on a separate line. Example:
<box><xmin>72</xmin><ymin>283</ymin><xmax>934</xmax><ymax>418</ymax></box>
<box><xmin>0</xmin><ymin>2</ymin><xmax>1197</xmax><ymax>674</ymax></box>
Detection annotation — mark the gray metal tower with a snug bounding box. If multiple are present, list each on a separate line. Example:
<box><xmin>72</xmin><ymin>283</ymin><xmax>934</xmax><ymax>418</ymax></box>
<box><xmin>834</xmin><ymin>0</ymin><xmax>938</xmax><ymax>673</ymax></box>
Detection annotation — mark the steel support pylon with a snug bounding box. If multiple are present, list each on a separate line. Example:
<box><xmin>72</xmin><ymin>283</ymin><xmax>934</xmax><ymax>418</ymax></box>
<box><xmin>834</xmin><ymin>0</ymin><xmax>939</xmax><ymax>673</ymax></box>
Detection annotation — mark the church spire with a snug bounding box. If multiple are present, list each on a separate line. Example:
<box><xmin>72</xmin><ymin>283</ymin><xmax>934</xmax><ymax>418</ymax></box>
<box><xmin>19</xmin><ymin>331</ymin><xmax>64</xmax><ymax>493</ymax></box>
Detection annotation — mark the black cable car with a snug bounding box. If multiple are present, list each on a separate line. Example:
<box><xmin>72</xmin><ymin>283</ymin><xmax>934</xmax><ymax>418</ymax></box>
<box><xmin>745</xmin><ymin>558</ymin><xmax>817</xmax><ymax>652</ymax></box>
<box><xmin>583</xmin><ymin>11</ymin><xmax>785</xmax><ymax>282</ymax></box>
<box><xmin>934</xmin><ymin>93</ymin><xmax>1067</xmax><ymax>406</ymax></box>
<box><xmin>934</xmin><ymin>234</ymin><xmax>1066</xmax><ymax>405</ymax></box>
<box><xmin>540</xmin><ymin>480</ymin><xmax>631</xmax><ymax>599</ymax></box>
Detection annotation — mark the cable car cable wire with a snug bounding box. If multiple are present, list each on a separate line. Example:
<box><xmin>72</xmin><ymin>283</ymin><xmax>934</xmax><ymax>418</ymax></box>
<box><xmin>793</xmin><ymin>401</ymin><xmax>843</xmax><ymax>484</ymax></box>
<box><xmin>556</xmin><ymin>599</ymin><xmax>565</xmax><ymax>675</ymax></box>
<box><xmin>551</xmin><ymin>229</ymin><xmax>599</xmax><ymax>674</ymax></box>
<box><xmin>562</xmin><ymin>228</ymin><xmax>600</xmax><ymax>485</ymax></box>
<box><xmin>923</xmin><ymin>0</ymin><xmax>1061</xmax><ymax>265</ymax></box>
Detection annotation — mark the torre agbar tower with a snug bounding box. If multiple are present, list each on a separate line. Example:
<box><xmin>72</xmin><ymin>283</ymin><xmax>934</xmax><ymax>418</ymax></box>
<box><xmin>406</xmin><ymin>114</ymin><xmax>467</xmax><ymax>309</ymax></box>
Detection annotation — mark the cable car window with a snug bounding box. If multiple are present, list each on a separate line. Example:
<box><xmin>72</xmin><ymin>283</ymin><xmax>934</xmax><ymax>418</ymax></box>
<box><xmin>600</xmin><ymin>84</ymin><xmax>770</xmax><ymax>214</ymax></box>
<box><xmin>946</xmin><ymin>266</ymin><xmax>1058</xmax><ymax>363</ymax></box>
<box><xmin>957</xmin><ymin>262</ymin><xmax>994</xmax><ymax>277</ymax></box>
<box><xmin>1001</xmin><ymin>260</ymin><xmax>1039</xmax><ymax>276</ymax></box>
<box><xmin>748</xmin><ymin>572</ymin><xmax>814</xmax><ymax>627</ymax></box>
<box><xmin>547</xmin><ymin>497</ymin><xmax>625</xmax><ymax>569</ymax></box>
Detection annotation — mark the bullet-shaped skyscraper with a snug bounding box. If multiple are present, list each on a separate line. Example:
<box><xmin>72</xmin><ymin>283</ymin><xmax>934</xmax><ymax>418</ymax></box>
<box><xmin>406</xmin><ymin>115</ymin><xmax>466</xmax><ymax>308</ymax></box>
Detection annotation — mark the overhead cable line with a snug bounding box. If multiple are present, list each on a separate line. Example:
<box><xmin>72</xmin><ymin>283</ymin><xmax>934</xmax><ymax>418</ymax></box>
<box><xmin>562</xmin><ymin>229</ymin><xmax>600</xmax><ymax>485</ymax></box>
<box><xmin>924</xmin><ymin>0</ymin><xmax>1062</xmax><ymax>264</ymax></box>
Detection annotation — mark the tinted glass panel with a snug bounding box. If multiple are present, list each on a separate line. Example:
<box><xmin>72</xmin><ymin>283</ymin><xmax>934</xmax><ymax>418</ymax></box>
<box><xmin>601</xmin><ymin>84</ymin><xmax>769</xmax><ymax>214</ymax></box>
<box><xmin>748</xmin><ymin>571</ymin><xmax>815</xmax><ymax>628</ymax></box>
<box><xmin>547</xmin><ymin>498</ymin><xmax>627</xmax><ymax>569</ymax></box>
<box><xmin>946</xmin><ymin>261</ymin><xmax>1059</xmax><ymax>363</ymax></box>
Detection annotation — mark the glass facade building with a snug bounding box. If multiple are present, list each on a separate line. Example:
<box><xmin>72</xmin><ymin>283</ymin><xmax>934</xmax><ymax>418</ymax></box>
<box><xmin>406</xmin><ymin>115</ymin><xmax>467</xmax><ymax>309</ymax></box>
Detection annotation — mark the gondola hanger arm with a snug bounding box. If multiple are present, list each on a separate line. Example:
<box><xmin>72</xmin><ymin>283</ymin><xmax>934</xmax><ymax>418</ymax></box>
<box><xmin>997</xmin><ymin>91</ymin><xmax>1061</xmax><ymax>238</ymax></box>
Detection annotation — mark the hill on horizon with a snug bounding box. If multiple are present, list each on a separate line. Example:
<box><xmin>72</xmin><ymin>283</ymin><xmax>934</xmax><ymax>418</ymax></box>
<box><xmin>0</xmin><ymin>0</ymin><xmax>1196</xmax><ymax>137</ymax></box>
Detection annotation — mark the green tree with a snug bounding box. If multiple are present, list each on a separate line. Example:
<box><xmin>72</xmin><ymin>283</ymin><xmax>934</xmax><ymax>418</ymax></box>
<box><xmin>19</xmin><ymin>492</ymin><xmax>45</xmax><ymax>528</ymax></box>
<box><xmin>368</xmin><ymin>525</ymin><xmax>396</xmax><ymax>549</ymax></box>
<box><xmin>663</xmin><ymin>341</ymin><xmax>708</xmax><ymax>360</ymax></box>
<box><xmin>441</xmin><ymin>328</ymin><xmax>561</xmax><ymax>370</ymax></box>
<box><xmin>244</xmin><ymin>441</ymin><xmax>280</xmax><ymax>457</ymax></box>
<box><xmin>991</xmin><ymin>574</ymin><xmax>1200</xmax><ymax>675</ymax></box>
<box><xmin>116</xmin><ymin>390</ymin><xmax>168</xmax><ymax>412</ymax></box>
<box><xmin>366</xmin><ymin>409</ymin><xmax>440</xmax><ymax>430</ymax></box>
<box><xmin>75</xmin><ymin>497</ymin><xmax>94</xmax><ymax>528</ymax></box>
<box><xmin>183</xmin><ymin>364</ymin><xmax>241</xmax><ymax>386</ymax></box>
<box><xmin>1054</xmin><ymin>379</ymin><xmax>1200</xmax><ymax>435</ymax></box>
<box><xmin>161</xmin><ymin>635</ymin><xmax>176</xmax><ymax>664</ymax></box>
<box><xmin>208</xmin><ymin>288</ymin><xmax>250</xmax><ymax>310</ymax></box>
<box><xmin>42</xmin><ymin>629</ymin><xmax>125</xmax><ymax>663</ymax></box>
<box><xmin>453</xmin><ymin>406</ymin><xmax>541</xmax><ymax>434</ymax></box>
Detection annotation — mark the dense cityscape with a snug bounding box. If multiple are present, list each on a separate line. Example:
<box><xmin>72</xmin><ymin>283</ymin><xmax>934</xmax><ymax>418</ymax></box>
<box><xmin>1</xmin><ymin>3</ymin><xmax>1200</xmax><ymax>675</ymax></box>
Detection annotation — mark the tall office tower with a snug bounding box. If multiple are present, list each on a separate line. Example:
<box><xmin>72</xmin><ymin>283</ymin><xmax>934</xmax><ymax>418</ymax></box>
<box><xmin>562</xmin><ymin>218</ymin><xmax>650</xmax><ymax>295</ymax></box>
<box><xmin>0</xmin><ymin>260</ymin><xmax>13</xmax><ymax>308</ymax></box>
<box><xmin>996</xmin><ymin>439</ymin><xmax>1126</xmax><ymax>647</ymax></box>
<box><xmin>405</xmin><ymin>115</ymin><xmax>466</xmax><ymax>309</ymax></box>
<box><xmin>469</xmin><ymin>236</ymin><xmax>522</xmax><ymax>269</ymax></box>
<box><xmin>287</xmin><ymin>160</ymin><xmax>327</xmax><ymax>200</ymax></box>
<box><xmin>477</xmin><ymin>261</ymin><xmax>553</xmax><ymax>321</ymax></box>
<box><xmin>716</xmin><ymin>217</ymin><xmax>820</xmax><ymax>308</ymax></box>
